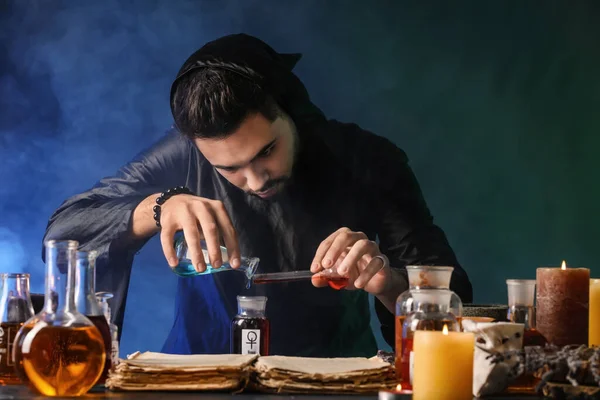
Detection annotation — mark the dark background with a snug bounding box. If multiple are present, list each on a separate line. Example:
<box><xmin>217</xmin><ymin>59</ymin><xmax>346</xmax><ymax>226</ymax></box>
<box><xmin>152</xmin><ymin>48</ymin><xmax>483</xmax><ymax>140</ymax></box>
<box><xmin>1</xmin><ymin>0</ymin><xmax>598</xmax><ymax>356</ymax></box>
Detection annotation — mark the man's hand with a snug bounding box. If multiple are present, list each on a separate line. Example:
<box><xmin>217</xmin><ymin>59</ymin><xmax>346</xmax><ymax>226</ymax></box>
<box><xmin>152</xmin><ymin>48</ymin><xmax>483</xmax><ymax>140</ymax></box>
<box><xmin>133</xmin><ymin>193</ymin><xmax>240</xmax><ymax>273</ymax></box>
<box><xmin>310</xmin><ymin>227</ymin><xmax>391</xmax><ymax>295</ymax></box>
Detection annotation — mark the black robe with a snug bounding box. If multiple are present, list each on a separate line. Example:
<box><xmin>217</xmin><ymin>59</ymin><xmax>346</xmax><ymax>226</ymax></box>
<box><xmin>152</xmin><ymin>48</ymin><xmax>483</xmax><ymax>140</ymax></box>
<box><xmin>43</xmin><ymin>34</ymin><xmax>472</xmax><ymax>356</ymax></box>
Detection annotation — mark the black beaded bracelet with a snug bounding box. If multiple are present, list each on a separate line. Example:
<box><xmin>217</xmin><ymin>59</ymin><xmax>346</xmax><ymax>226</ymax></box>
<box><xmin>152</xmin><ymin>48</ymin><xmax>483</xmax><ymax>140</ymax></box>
<box><xmin>153</xmin><ymin>186</ymin><xmax>193</xmax><ymax>228</ymax></box>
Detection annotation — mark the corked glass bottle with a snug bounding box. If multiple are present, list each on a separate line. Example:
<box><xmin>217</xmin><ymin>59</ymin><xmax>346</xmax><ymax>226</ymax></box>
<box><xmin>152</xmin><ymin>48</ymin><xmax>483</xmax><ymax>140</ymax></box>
<box><xmin>395</xmin><ymin>266</ymin><xmax>462</xmax><ymax>391</ymax></box>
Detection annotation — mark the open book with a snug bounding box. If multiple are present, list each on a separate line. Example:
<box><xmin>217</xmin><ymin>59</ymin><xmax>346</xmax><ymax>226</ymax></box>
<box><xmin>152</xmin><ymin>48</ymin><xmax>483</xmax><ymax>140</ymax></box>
<box><xmin>106</xmin><ymin>351</ymin><xmax>396</xmax><ymax>394</ymax></box>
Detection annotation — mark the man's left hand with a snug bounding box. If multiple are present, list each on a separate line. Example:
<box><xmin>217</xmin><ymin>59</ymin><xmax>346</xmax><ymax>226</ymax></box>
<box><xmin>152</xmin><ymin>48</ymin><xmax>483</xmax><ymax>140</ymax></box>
<box><xmin>310</xmin><ymin>227</ymin><xmax>391</xmax><ymax>295</ymax></box>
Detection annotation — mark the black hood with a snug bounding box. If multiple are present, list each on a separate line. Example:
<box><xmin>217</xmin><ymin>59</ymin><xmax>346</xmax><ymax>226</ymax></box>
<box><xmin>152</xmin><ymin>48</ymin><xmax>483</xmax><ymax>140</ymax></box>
<box><xmin>170</xmin><ymin>33</ymin><xmax>325</xmax><ymax>127</ymax></box>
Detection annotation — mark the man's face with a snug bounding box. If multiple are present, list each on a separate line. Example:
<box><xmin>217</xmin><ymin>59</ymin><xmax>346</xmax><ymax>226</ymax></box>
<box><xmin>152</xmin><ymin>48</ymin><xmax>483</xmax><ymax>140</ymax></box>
<box><xmin>194</xmin><ymin>112</ymin><xmax>297</xmax><ymax>199</ymax></box>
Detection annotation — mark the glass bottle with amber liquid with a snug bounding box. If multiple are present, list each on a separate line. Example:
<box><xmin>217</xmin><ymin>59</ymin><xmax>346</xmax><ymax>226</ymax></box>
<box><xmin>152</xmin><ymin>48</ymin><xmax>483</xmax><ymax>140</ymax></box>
<box><xmin>231</xmin><ymin>296</ymin><xmax>270</xmax><ymax>355</ymax></box>
<box><xmin>395</xmin><ymin>266</ymin><xmax>462</xmax><ymax>391</ymax></box>
<box><xmin>12</xmin><ymin>240</ymin><xmax>106</xmax><ymax>397</ymax></box>
<box><xmin>506</xmin><ymin>279</ymin><xmax>548</xmax><ymax>394</ymax></box>
<box><xmin>0</xmin><ymin>273</ymin><xmax>34</xmax><ymax>385</ymax></box>
<box><xmin>74</xmin><ymin>250</ymin><xmax>112</xmax><ymax>385</ymax></box>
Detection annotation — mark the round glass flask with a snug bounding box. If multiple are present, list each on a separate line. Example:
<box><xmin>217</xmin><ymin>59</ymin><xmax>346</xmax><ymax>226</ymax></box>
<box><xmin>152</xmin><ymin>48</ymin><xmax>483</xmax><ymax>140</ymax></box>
<box><xmin>12</xmin><ymin>240</ymin><xmax>106</xmax><ymax>397</ymax></box>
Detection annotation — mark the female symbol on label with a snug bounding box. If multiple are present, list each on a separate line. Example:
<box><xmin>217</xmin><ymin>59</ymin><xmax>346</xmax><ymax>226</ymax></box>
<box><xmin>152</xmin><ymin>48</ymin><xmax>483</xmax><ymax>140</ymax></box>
<box><xmin>231</xmin><ymin>296</ymin><xmax>270</xmax><ymax>356</ymax></box>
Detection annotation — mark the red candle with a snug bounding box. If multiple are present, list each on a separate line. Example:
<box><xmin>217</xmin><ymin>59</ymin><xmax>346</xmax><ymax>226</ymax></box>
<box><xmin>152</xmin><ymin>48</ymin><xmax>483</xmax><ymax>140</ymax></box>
<box><xmin>536</xmin><ymin>261</ymin><xmax>590</xmax><ymax>346</ymax></box>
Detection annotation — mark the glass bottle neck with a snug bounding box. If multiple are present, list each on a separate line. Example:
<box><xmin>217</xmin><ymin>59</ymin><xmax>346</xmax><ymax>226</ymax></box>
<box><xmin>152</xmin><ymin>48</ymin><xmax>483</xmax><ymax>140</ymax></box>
<box><xmin>237</xmin><ymin>307</ymin><xmax>265</xmax><ymax>318</ymax></box>
<box><xmin>409</xmin><ymin>284</ymin><xmax>450</xmax><ymax>290</ymax></box>
<box><xmin>416</xmin><ymin>303</ymin><xmax>451</xmax><ymax>313</ymax></box>
<box><xmin>44</xmin><ymin>241</ymin><xmax>78</xmax><ymax>314</ymax></box>
<box><xmin>507</xmin><ymin>305</ymin><xmax>536</xmax><ymax>330</ymax></box>
<box><xmin>96</xmin><ymin>292</ymin><xmax>114</xmax><ymax>324</ymax></box>
<box><xmin>74</xmin><ymin>251</ymin><xmax>102</xmax><ymax>315</ymax></box>
<box><xmin>0</xmin><ymin>274</ymin><xmax>34</xmax><ymax>322</ymax></box>
<box><xmin>1</xmin><ymin>274</ymin><xmax>31</xmax><ymax>298</ymax></box>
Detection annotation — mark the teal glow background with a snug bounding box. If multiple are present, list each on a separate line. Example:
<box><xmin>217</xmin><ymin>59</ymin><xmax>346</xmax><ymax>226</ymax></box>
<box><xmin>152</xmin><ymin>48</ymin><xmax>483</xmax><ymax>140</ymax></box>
<box><xmin>1</xmin><ymin>1</ymin><xmax>598</xmax><ymax>355</ymax></box>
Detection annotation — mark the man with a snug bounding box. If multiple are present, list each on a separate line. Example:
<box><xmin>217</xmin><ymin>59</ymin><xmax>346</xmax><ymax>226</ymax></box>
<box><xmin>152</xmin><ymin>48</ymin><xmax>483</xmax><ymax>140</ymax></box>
<box><xmin>43</xmin><ymin>33</ymin><xmax>472</xmax><ymax>357</ymax></box>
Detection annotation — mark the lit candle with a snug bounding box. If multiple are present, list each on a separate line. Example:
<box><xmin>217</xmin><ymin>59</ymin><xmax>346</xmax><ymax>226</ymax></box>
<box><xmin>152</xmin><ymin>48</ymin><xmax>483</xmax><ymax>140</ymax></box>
<box><xmin>590</xmin><ymin>279</ymin><xmax>600</xmax><ymax>346</ymax></box>
<box><xmin>536</xmin><ymin>261</ymin><xmax>590</xmax><ymax>346</ymax></box>
<box><xmin>379</xmin><ymin>384</ymin><xmax>412</xmax><ymax>399</ymax></box>
<box><xmin>412</xmin><ymin>325</ymin><xmax>474</xmax><ymax>400</ymax></box>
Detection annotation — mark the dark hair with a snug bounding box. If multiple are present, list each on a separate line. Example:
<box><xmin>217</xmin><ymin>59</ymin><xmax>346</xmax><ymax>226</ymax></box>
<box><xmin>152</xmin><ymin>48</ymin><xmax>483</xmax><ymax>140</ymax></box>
<box><xmin>171</xmin><ymin>61</ymin><xmax>280</xmax><ymax>139</ymax></box>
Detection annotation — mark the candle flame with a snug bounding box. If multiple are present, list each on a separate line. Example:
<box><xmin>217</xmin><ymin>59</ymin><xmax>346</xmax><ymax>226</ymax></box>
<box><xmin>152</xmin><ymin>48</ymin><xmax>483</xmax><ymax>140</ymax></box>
<box><xmin>561</xmin><ymin>260</ymin><xmax>567</xmax><ymax>270</ymax></box>
<box><xmin>442</xmin><ymin>324</ymin><xmax>449</xmax><ymax>335</ymax></box>
<box><xmin>396</xmin><ymin>384</ymin><xmax>402</xmax><ymax>391</ymax></box>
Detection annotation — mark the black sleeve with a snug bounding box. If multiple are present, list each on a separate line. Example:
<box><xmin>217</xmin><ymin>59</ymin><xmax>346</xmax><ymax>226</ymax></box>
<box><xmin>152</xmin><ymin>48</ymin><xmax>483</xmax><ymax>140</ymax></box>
<box><xmin>41</xmin><ymin>130</ymin><xmax>193</xmax><ymax>336</ymax></box>
<box><xmin>344</xmin><ymin>124</ymin><xmax>473</xmax><ymax>349</ymax></box>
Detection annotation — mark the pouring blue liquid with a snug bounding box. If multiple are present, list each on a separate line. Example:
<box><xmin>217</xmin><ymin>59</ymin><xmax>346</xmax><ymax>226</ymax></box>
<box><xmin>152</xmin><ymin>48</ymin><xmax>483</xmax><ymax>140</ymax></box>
<box><xmin>172</xmin><ymin>234</ymin><xmax>260</xmax><ymax>289</ymax></box>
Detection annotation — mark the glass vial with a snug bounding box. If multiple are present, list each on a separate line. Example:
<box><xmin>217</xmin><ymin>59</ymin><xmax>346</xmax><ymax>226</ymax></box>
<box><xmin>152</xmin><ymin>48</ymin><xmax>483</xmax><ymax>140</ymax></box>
<box><xmin>506</xmin><ymin>279</ymin><xmax>547</xmax><ymax>346</ymax></box>
<box><xmin>12</xmin><ymin>240</ymin><xmax>106</xmax><ymax>397</ymax></box>
<box><xmin>0</xmin><ymin>273</ymin><xmax>34</xmax><ymax>385</ymax></box>
<box><xmin>75</xmin><ymin>250</ymin><xmax>112</xmax><ymax>385</ymax></box>
<box><xmin>231</xmin><ymin>296</ymin><xmax>270</xmax><ymax>356</ymax></box>
<box><xmin>95</xmin><ymin>292</ymin><xmax>119</xmax><ymax>369</ymax></box>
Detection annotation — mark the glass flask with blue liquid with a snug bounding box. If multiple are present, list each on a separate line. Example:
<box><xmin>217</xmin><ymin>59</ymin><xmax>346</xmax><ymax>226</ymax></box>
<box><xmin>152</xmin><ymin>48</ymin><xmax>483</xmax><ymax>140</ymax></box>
<box><xmin>172</xmin><ymin>233</ymin><xmax>260</xmax><ymax>287</ymax></box>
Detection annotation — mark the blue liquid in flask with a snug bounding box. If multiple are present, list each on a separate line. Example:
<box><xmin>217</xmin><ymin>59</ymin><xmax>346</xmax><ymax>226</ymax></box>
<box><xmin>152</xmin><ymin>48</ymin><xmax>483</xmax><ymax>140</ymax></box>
<box><xmin>172</xmin><ymin>234</ymin><xmax>260</xmax><ymax>288</ymax></box>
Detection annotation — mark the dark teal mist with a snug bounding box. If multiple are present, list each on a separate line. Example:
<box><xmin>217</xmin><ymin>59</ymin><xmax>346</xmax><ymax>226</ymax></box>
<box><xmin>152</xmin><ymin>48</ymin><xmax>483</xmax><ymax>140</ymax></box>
<box><xmin>1</xmin><ymin>1</ymin><xmax>598</xmax><ymax>354</ymax></box>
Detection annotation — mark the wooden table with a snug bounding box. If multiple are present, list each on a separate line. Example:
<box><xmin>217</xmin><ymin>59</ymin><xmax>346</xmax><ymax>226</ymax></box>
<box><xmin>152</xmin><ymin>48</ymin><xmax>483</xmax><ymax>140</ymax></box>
<box><xmin>0</xmin><ymin>385</ymin><xmax>541</xmax><ymax>399</ymax></box>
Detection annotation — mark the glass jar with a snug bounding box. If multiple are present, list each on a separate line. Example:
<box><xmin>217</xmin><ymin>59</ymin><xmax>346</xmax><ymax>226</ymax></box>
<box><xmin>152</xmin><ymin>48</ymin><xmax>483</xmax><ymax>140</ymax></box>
<box><xmin>395</xmin><ymin>266</ymin><xmax>463</xmax><ymax>391</ymax></box>
<box><xmin>230</xmin><ymin>296</ymin><xmax>270</xmax><ymax>356</ymax></box>
<box><xmin>12</xmin><ymin>240</ymin><xmax>106</xmax><ymax>397</ymax></box>
<box><xmin>0</xmin><ymin>273</ymin><xmax>34</xmax><ymax>385</ymax></box>
<box><xmin>74</xmin><ymin>250</ymin><xmax>111</xmax><ymax>385</ymax></box>
<box><xmin>506</xmin><ymin>279</ymin><xmax>547</xmax><ymax>346</ymax></box>
<box><xmin>506</xmin><ymin>279</ymin><xmax>547</xmax><ymax>394</ymax></box>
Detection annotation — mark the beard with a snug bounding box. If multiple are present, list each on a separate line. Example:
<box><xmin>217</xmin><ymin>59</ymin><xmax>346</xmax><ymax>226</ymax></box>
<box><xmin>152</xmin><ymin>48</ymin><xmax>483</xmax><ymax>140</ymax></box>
<box><xmin>246</xmin><ymin>122</ymin><xmax>300</xmax><ymax>202</ymax></box>
<box><xmin>246</xmin><ymin>176</ymin><xmax>289</xmax><ymax>198</ymax></box>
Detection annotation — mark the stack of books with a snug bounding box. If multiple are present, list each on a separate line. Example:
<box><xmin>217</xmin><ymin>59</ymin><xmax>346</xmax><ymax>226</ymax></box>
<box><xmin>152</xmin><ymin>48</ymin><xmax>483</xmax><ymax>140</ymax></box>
<box><xmin>252</xmin><ymin>355</ymin><xmax>397</xmax><ymax>394</ymax></box>
<box><xmin>106</xmin><ymin>351</ymin><xmax>257</xmax><ymax>392</ymax></box>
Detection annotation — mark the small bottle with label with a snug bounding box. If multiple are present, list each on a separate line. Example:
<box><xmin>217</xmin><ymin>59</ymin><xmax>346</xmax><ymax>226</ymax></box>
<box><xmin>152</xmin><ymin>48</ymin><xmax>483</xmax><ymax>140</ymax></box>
<box><xmin>95</xmin><ymin>292</ymin><xmax>120</xmax><ymax>369</ymax></box>
<box><xmin>231</xmin><ymin>296</ymin><xmax>270</xmax><ymax>356</ymax></box>
<box><xmin>0</xmin><ymin>273</ymin><xmax>34</xmax><ymax>385</ymax></box>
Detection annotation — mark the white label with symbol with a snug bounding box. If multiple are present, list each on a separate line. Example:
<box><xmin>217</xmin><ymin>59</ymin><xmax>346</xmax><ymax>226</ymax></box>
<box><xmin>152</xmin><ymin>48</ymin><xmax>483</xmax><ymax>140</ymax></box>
<box><xmin>241</xmin><ymin>329</ymin><xmax>261</xmax><ymax>355</ymax></box>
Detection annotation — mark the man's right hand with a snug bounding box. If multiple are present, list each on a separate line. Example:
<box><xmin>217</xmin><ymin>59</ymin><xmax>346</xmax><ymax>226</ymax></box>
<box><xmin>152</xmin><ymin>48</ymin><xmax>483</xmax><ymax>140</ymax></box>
<box><xmin>132</xmin><ymin>193</ymin><xmax>240</xmax><ymax>273</ymax></box>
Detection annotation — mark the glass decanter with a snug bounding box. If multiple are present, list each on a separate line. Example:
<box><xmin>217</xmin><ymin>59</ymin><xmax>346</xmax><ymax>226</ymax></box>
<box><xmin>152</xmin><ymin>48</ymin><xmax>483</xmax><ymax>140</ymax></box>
<box><xmin>0</xmin><ymin>273</ymin><xmax>34</xmax><ymax>385</ymax></box>
<box><xmin>506</xmin><ymin>279</ymin><xmax>548</xmax><ymax>394</ymax></box>
<box><xmin>12</xmin><ymin>240</ymin><xmax>106</xmax><ymax>397</ymax></box>
<box><xmin>74</xmin><ymin>250</ymin><xmax>111</xmax><ymax>385</ymax></box>
<box><xmin>395</xmin><ymin>265</ymin><xmax>462</xmax><ymax>391</ymax></box>
<box><xmin>173</xmin><ymin>234</ymin><xmax>260</xmax><ymax>287</ymax></box>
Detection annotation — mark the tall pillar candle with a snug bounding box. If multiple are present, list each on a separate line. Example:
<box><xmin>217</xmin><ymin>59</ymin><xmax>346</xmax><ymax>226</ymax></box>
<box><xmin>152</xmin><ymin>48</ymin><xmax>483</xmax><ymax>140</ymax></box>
<box><xmin>412</xmin><ymin>326</ymin><xmax>474</xmax><ymax>400</ymax></box>
<box><xmin>590</xmin><ymin>279</ymin><xmax>600</xmax><ymax>346</ymax></box>
<box><xmin>536</xmin><ymin>261</ymin><xmax>589</xmax><ymax>346</ymax></box>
